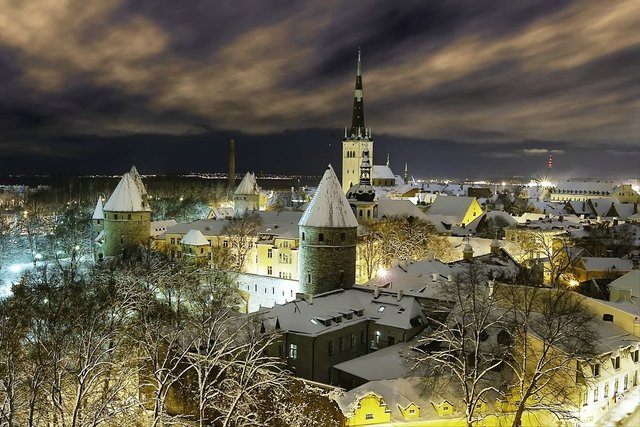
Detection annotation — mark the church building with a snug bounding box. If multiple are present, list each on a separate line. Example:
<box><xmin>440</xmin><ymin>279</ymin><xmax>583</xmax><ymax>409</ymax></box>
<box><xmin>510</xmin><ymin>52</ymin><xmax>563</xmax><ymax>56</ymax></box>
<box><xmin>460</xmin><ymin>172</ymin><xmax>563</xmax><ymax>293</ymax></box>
<box><xmin>341</xmin><ymin>48</ymin><xmax>401</xmax><ymax>194</ymax></box>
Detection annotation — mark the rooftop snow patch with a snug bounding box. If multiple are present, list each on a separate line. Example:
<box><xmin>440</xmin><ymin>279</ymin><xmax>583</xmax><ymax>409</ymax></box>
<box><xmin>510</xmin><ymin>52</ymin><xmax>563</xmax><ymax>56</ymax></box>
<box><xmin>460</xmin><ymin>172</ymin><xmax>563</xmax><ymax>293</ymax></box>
<box><xmin>181</xmin><ymin>229</ymin><xmax>210</xmax><ymax>246</ymax></box>
<box><xmin>104</xmin><ymin>172</ymin><xmax>150</xmax><ymax>212</ymax></box>
<box><xmin>299</xmin><ymin>165</ymin><xmax>358</xmax><ymax>228</ymax></box>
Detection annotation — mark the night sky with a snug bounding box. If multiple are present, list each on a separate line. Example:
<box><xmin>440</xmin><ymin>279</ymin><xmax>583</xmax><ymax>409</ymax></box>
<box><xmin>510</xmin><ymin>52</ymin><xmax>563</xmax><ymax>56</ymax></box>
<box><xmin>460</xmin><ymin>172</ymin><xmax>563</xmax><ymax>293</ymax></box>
<box><xmin>0</xmin><ymin>0</ymin><xmax>639</xmax><ymax>178</ymax></box>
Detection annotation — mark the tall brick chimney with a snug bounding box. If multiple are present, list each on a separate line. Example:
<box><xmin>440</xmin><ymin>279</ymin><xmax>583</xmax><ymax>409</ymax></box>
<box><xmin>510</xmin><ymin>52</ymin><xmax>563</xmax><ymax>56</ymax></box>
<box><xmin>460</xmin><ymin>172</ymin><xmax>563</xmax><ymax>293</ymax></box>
<box><xmin>228</xmin><ymin>139</ymin><xmax>236</xmax><ymax>191</ymax></box>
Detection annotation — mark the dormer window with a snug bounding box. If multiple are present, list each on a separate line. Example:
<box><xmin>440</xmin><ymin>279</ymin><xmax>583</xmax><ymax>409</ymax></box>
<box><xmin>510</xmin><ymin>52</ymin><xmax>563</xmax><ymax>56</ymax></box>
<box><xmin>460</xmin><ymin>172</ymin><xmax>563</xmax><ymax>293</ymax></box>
<box><xmin>378</xmin><ymin>306</ymin><xmax>386</xmax><ymax>313</ymax></box>
<box><xmin>612</xmin><ymin>356</ymin><xmax>620</xmax><ymax>370</ymax></box>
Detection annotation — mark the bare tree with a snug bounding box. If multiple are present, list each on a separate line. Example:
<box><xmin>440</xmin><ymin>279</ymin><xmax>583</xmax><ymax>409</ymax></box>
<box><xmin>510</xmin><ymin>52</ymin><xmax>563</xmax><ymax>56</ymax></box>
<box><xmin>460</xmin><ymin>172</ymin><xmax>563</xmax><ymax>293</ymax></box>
<box><xmin>512</xmin><ymin>230</ymin><xmax>579</xmax><ymax>286</ymax></box>
<box><xmin>222</xmin><ymin>212</ymin><xmax>262</xmax><ymax>271</ymax></box>
<box><xmin>212</xmin><ymin>323</ymin><xmax>289</xmax><ymax>427</ymax></box>
<box><xmin>498</xmin><ymin>284</ymin><xmax>598</xmax><ymax>427</ymax></box>
<box><xmin>369</xmin><ymin>216</ymin><xmax>453</xmax><ymax>269</ymax></box>
<box><xmin>414</xmin><ymin>263</ymin><xmax>509</xmax><ymax>427</ymax></box>
<box><xmin>357</xmin><ymin>224</ymin><xmax>383</xmax><ymax>282</ymax></box>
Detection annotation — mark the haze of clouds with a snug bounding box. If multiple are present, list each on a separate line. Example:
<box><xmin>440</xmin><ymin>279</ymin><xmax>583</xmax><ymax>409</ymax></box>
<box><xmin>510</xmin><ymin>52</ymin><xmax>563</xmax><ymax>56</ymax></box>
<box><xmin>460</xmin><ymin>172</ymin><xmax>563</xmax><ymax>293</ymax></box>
<box><xmin>0</xmin><ymin>0</ymin><xmax>638</xmax><ymax>176</ymax></box>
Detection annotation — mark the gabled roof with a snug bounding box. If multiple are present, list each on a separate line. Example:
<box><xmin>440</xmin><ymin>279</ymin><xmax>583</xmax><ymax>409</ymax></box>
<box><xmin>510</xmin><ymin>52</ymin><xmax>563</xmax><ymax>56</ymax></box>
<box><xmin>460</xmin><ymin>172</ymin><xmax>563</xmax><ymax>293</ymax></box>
<box><xmin>427</xmin><ymin>196</ymin><xmax>477</xmax><ymax>224</ymax></box>
<box><xmin>372</xmin><ymin>165</ymin><xmax>395</xmax><ymax>180</ymax></box>
<box><xmin>299</xmin><ymin>165</ymin><xmax>358</xmax><ymax>228</ymax></box>
<box><xmin>92</xmin><ymin>196</ymin><xmax>104</xmax><ymax>220</ymax></box>
<box><xmin>608</xmin><ymin>270</ymin><xmax>640</xmax><ymax>297</ymax></box>
<box><xmin>580</xmin><ymin>257</ymin><xmax>633</xmax><ymax>272</ymax></box>
<box><xmin>377</xmin><ymin>198</ymin><xmax>427</xmax><ymax>220</ymax></box>
<box><xmin>103</xmin><ymin>170</ymin><xmax>150</xmax><ymax>212</ymax></box>
<box><xmin>234</xmin><ymin>172</ymin><xmax>259</xmax><ymax>195</ymax></box>
<box><xmin>181</xmin><ymin>229</ymin><xmax>209</xmax><ymax>246</ymax></box>
<box><xmin>589</xmin><ymin>197</ymin><xmax>616</xmax><ymax>217</ymax></box>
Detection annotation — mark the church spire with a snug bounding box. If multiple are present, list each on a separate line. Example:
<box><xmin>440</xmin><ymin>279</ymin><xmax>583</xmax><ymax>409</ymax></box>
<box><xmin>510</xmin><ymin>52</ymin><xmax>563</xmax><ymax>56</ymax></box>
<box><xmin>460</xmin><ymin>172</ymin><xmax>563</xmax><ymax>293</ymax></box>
<box><xmin>350</xmin><ymin>47</ymin><xmax>366</xmax><ymax>138</ymax></box>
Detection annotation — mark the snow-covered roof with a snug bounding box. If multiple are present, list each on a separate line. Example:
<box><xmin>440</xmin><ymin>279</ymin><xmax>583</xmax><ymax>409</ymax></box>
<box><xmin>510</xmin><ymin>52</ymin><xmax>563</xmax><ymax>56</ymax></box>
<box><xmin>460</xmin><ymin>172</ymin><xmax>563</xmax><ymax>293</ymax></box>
<box><xmin>181</xmin><ymin>229</ymin><xmax>210</xmax><ymax>246</ymax></box>
<box><xmin>371</xmin><ymin>165</ymin><xmax>395</xmax><ymax>180</ymax></box>
<box><xmin>299</xmin><ymin>165</ymin><xmax>358</xmax><ymax>228</ymax></box>
<box><xmin>484</xmin><ymin>210</ymin><xmax>517</xmax><ymax>226</ymax></box>
<box><xmin>336</xmin><ymin>377</ymin><xmax>499</xmax><ymax>421</ymax></box>
<box><xmin>527</xmin><ymin>200</ymin><xmax>566</xmax><ymax>216</ymax></box>
<box><xmin>427</xmin><ymin>196</ymin><xmax>477</xmax><ymax>225</ymax></box>
<box><xmin>608</xmin><ymin>270</ymin><xmax>640</xmax><ymax>298</ymax></box>
<box><xmin>611</xmin><ymin>203</ymin><xmax>636</xmax><ymax>219</ymax></box>
<box><xmin>92</xmin><ymin>196</ymin><xmax>104</xmax><ymax>220</ymax></box>
<box><xmin>103</xmin><ymin>171</ymin><xmax>150</xmax><ymax>212</ymax></box>
<box><xmin>209</xmin><ymin>207</ymin><xmax>236</xmax><ymax>219</ymax></box>
<box><xmin>333</xmin><ymin>343</ymin><xmax>412</xmax><ymax>381</ymax></box>
<box><xmin>262</xmin><ymin>288</ymin><xmax>426</xmax><ymax>337</ymax></box>
<box><xmin>150</xmin><ymin>219</ymin><xmax>177</xmax><ymax>237</ymax></box>
<box><xmin>580</xmin><ymin>257</ymin><xmax>633</xmax><ymax>272</ymax></box>
<box><xmin>553</xmin><ymin>180</ymin><xmax>615</xmax><ymax>195</ymax></box>
<box><xmin>362</xmin><ymin>256</ymin><xmax>518</xmax><ymax>298</ymax></box>
<box><xmin>377</xmin><ymin>198</ymin><xmax>427</xmax><ymax>220</ymax></box>
<box><xmin>128</xmin><ymin>165</ymin><xmax>148</xmax><ymax>198</ymax></box>
<box><xmin>590</xmin><ymin>198</ymin><xmax>616</xmax><ymax>217</ymax></box>
<box><xmin>234</xmin><ymin>172</ymin><xmax>259</xmax><ymax>195</ymax></box>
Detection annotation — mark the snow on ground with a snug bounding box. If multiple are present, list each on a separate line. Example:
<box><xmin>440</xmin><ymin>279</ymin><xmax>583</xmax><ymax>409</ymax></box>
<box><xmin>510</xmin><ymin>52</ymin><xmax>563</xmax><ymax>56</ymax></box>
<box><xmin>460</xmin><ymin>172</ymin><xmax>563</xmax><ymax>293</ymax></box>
<box><xmin>594</xmin><ymin>387</ymin><xmax>640</xmax><ymax>427</ymax></box>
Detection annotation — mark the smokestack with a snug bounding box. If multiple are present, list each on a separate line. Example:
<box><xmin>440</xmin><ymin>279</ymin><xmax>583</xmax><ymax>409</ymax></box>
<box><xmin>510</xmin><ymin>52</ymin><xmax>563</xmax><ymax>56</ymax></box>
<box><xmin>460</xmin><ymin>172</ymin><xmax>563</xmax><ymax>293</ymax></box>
<box><xmin>228</xmin><ymin>139</ymin><xmax>236</xmax><ymax>191</ymax></box>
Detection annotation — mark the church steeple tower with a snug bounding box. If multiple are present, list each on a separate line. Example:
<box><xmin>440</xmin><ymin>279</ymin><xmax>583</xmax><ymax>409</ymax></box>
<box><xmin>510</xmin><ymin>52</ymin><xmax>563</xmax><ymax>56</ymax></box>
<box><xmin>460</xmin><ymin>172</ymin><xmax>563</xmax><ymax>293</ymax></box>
<box><xmin>342</xmin><ymin>47</ymin><xmax>374</xmax><ymax>193</ymax></box>
<box><xmin>350</xmin><ymin>47</ymin><xmax>366</xmax><ymax>137</ymax></box>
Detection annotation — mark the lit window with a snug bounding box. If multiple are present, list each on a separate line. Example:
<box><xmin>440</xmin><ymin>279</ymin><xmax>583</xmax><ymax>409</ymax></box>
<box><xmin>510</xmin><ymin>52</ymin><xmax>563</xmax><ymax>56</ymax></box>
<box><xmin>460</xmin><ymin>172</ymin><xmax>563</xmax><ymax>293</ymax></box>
<box><xmin>289</xmin><ymin>344</ymin><xmax>298</xmax><ymax>360</ymax></box>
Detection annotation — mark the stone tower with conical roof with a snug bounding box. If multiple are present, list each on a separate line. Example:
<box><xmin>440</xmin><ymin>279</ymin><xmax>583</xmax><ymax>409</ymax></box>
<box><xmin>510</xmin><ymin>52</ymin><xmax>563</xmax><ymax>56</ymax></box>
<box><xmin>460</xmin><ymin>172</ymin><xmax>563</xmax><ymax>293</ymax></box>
<box><xmin>346</xmin><ymin>150</ymin><xmax>377</xmax><ymax>223</ymax></box>
<box><xmin>99</xmin><ymin>166</ymin><xmax>152</xmax><ymax>258</ymax></box>
<box><xmin>299</xmin><ymin>165</ymin><xmax>358</xmax><ymax>295</ymax></box>
<box><xmin>91</xmin><ymin>196</ymin><xmax>104</xmax><ymax>238</ymax></box>
<box><xmin>234</xmin><ymin>172</ymin><xmax>260</xmax><ymax>215</ymax></box>
<box><xmin>342</xmin><ymin>47</ymin><xmax>374</xmax><ymax>193</ymax></box>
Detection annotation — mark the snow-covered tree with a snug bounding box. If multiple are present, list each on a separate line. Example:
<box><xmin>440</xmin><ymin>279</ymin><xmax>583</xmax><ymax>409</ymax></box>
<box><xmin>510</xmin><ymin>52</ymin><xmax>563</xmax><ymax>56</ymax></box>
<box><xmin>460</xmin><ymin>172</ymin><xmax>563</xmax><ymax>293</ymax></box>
<box><xmin>414</xmin><ymin>263</ymin><xmax>510</xmax><ymax>427</ymax></box>
<box><xmin>497</xmin><ymin>284</ymin><xmax>598</xmax><ymax>427</ymax></box>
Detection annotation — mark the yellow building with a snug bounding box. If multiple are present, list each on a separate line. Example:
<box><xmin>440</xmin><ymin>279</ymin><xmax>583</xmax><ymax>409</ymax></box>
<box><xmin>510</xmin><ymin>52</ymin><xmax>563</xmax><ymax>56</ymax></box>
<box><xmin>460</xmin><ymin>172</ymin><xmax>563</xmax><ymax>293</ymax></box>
<box><xmin>160</xmin><ymin>211</ymin><xmax>301</xmax><ymax>280</ymax></box>
<box><xmin>612</xmin><ymin>184</ymin><xmax>640</xmax><ymax>204</ymax></box>
<box><xmin>336</xmin><ymin>377</ymin><xmax>560</xmax><ymax>427</ymax></box>
<box><xmin>426</xmin><ymin>195</ymin><xmax>484</xmax><ymax>228</ymax></box>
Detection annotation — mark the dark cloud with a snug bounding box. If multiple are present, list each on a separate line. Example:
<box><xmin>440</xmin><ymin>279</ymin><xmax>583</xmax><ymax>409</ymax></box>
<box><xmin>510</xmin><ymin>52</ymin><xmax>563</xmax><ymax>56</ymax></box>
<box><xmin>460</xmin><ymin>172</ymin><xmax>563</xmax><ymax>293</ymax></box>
<box><xmin>0</xmin><ymin>0</ymin><xmax>638</xmax><ymax>178</ymax></box>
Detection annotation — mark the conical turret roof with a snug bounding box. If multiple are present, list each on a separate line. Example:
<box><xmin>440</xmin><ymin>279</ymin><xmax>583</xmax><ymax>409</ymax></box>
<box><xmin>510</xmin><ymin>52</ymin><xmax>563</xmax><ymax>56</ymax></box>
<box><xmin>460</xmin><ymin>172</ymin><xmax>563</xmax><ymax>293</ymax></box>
<box><xmin>92</xmin><ymin>196</ymin><xmax>104</xmax><ymax>220</ymax></box>
<box><xmin>104</xmin><ymin>170</ymin><xmax>151</xmax><ymax>212</ymax></box>
<box><xmin>299</xmin><ymin>165</ymin><xmax>358</xmax><ymax>228</ymax></box>
<box><xmin>234</xmin><ymin>172</ymin><xmax>259</xmax><ymax>195</ymax></box>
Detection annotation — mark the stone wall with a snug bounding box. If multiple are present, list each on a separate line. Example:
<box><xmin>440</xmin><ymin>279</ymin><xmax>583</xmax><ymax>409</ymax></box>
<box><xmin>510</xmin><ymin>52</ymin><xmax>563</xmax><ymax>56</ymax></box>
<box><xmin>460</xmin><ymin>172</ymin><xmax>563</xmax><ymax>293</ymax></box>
<box><xmin>299</xmin><ymin>225</ymin><xmax>357</xmax><ymax>295</ymax></box>
<box><xmin>102</xmin><ymin>211</ymin><xmax>151</xmax><ymax>257</ymax></box>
